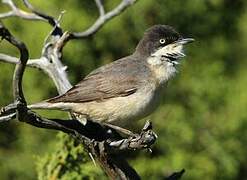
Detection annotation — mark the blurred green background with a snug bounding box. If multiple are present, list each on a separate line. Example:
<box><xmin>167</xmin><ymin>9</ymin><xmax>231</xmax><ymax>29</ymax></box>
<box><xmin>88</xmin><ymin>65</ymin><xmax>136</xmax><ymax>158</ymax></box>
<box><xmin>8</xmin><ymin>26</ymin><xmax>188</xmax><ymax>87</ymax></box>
<box><xmin>1</xmin><ymin>0</ymin><xmax>247</xmax><ymax>179</ymax></box>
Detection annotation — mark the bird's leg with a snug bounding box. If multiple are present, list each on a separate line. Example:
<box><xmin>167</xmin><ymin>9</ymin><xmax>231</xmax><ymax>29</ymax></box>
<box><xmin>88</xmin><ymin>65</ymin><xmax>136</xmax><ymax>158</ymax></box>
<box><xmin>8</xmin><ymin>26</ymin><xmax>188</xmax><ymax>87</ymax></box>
<box><xmin>72</xmin><ymin>113</ymin><xmax>136</xmax><ymax>137</ymax></box>
<box><xmin>102</xmin><ymin>123</ymin><xmax>137</xmax><ymax>137</ymax></box>
<box><xmin>73</xmin><ymin>113</ymin><xmax>88</xmax><ymax>125</ymax></box>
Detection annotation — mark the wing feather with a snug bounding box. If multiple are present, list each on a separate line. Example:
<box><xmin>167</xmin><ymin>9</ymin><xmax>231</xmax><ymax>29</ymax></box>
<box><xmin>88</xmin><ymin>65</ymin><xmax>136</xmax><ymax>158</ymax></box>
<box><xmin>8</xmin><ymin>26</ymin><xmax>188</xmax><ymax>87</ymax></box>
<box><xmin>48</xmin><ymin>56</ymin><xmax>148</xmax><ymax>103</ymax></box>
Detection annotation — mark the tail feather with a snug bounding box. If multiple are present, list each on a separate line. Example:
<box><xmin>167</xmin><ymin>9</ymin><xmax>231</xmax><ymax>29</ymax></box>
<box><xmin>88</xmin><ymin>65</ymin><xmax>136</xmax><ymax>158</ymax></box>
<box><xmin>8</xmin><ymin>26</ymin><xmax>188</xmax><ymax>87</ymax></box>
<box><xmin>28</xmin><ymin>101</ymin><xmax>72</xmax><ymax>111</ymax></box>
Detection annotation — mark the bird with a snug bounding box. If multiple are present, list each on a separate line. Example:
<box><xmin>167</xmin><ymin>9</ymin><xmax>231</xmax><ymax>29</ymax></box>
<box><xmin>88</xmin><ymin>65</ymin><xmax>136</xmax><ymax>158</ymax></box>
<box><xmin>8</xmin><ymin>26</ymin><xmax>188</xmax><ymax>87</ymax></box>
<box><xmin>29</xmin><ymin>25</ymin><xmax>194</xmax><ymax>129</ymax></box>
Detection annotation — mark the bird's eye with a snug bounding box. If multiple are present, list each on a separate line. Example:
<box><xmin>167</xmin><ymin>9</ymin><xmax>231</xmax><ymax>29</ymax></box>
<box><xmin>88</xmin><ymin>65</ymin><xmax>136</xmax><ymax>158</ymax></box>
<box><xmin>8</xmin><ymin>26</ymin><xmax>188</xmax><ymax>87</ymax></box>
<box><xmin>159</xmin><ymin>39</ymin><xmax>166</xmax><ymax>44</ymax></box>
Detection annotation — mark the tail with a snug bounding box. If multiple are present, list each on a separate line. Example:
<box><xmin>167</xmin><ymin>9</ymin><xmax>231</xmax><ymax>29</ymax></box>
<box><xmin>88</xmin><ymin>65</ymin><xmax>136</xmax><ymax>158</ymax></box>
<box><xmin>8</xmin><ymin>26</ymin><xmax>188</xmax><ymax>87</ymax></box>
<box><xmin>28</xmin><ymin>101</ymin><xmax>72</xmax><ymax>111</ymax></box>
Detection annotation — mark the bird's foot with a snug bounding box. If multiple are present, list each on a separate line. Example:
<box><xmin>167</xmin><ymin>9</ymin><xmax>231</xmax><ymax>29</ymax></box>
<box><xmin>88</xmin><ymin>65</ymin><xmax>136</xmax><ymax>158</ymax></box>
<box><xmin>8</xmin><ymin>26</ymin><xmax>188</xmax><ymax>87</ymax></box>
<box><xmin>0</xmin><ymin>107</ymin><xmax>5</xmax><ymax>115</ymax></box>
<box><xmin>73</xmin><ymin>113</ymin><xmax>88</xmax><ymax>126</ymax></box>
<box><xmin>102</xmin><ymin>123</ymin><xmax>138</xmax><ymax>137</ymax></box>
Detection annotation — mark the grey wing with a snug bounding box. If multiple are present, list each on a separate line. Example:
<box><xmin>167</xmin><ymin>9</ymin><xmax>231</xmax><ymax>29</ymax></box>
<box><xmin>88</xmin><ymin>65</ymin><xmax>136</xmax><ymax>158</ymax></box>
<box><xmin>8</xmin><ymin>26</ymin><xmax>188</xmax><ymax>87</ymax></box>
<box><xmin>48</xmin><ymin>57</ymin><xmax>145</xmax><ymax>103</ymax></box>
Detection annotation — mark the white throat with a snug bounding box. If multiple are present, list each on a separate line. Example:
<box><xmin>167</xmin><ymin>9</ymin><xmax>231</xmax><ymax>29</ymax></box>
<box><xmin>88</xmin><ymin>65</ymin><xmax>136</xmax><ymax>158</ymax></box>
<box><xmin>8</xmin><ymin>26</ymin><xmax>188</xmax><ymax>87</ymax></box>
<box><xmin>147</xmin><ymin>44</ymin><xmax>185</xmax><ymax>84</ymax></box>
<box><xmin>147</xmin><ymin>56</ymin><xmax>177</xmax><ymax>84</ymax></box>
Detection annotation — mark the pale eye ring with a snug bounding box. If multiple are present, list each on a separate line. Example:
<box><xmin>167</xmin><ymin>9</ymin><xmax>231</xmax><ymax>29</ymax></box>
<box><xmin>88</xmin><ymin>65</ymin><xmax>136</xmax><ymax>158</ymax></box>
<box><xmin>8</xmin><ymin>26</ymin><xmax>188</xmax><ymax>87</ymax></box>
<box><xmin>159</xmin><ymin>39</ymin><xmax>166</xmax><ymax>44</ymax></box>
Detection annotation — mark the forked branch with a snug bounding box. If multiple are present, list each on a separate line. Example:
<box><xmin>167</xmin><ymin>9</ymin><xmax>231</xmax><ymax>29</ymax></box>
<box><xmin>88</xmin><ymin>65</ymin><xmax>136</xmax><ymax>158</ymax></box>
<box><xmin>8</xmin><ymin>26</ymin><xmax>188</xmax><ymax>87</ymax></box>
<box><xmin>0</xmin><ymin>22</ymin><xmax>155</xmax><ymax>180</ymax></box>
<box><xmin>0</xmin><ymin>0</ymin><xmax>185</xmax><ymax>179</ymax></box>
<box><xmin>69</xmin><ymin>0</ymin><xmax>137</xmax><ymax>39</ymax></box>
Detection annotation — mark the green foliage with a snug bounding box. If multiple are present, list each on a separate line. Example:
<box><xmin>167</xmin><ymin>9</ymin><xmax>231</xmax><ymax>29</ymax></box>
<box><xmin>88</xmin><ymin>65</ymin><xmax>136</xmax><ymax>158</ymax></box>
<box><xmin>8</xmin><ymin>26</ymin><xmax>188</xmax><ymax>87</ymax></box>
<box><xmin>1</xmin><ymin>0</ymin><xmax>247</xmax><ymax>179</ymax></box>
<box><xmin>36</xmin><ymin>133</ymin><xmax>104</xmax><ymax>180</ymax></box>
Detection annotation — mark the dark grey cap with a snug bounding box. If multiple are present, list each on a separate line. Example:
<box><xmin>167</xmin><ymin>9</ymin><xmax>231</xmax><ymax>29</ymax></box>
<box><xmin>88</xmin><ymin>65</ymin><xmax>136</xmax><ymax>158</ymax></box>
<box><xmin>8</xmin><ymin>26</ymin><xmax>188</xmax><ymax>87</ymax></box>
<box><xmin>135</xmin><ymin>25</ymin><xmax>181</xmax><ymax>57</ymax></box>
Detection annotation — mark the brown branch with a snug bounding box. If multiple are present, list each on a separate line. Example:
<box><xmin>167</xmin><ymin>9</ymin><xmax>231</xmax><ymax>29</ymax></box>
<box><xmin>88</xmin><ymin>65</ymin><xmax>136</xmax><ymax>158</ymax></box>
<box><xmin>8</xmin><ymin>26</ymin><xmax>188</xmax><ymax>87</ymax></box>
<box><xmin>108</xmin><ymin>121</ymin><xmax>157</xmax><ymax>152</ymax></box>
<box><xmin>0</xmin><ymin>22</ymin><xmax>28</xmax><ymax>103</ymax></box>
<box><xmin>0</xmin><ymin>102</ymin><xmax>17</xmax><ymax>122</ymax></box>
<box><xmin>0</xmin><ymin>22</ymin><xmax>153</xmax><ymax>180</ymax></box>
<box><xmin>21</xmin><ymin>109</ymin><xmax>153</xmax><ymax>179</ymax></box>
<box><xmin>0</xmin><ymin>1</ymin><xmax>185</xmax><ymax>179</ymax></box>
<box><xmin>0</xmin><ymin>99</ymin><xmax>156</xmax><ymax>180</ymax></box>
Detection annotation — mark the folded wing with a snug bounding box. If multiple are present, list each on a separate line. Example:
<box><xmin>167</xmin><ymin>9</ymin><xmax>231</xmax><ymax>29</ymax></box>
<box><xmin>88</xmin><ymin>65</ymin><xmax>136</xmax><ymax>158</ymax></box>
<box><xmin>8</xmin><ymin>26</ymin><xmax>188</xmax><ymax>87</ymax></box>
<box><xmin>48</xmin><ymin>56</ymin><xmax>147</xmax><ymax>103</ymax></box>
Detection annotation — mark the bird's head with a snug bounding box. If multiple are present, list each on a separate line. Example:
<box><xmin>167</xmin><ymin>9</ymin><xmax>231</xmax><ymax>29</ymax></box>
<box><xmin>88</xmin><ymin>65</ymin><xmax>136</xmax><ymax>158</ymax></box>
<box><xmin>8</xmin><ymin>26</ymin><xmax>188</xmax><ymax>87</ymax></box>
<box><xmin>135</xmin><ymin>25</ymin><xmax>194</xmax><ymax>83</ymax></box>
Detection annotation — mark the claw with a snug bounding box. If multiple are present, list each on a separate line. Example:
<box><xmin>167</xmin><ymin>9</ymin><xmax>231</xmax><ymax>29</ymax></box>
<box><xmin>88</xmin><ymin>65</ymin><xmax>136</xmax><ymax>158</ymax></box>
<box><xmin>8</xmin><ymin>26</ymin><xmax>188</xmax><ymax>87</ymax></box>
<box><xmin>0</xmin><ymin>107</ymin><xmax>5</xmax><ymax>115</ymax></box>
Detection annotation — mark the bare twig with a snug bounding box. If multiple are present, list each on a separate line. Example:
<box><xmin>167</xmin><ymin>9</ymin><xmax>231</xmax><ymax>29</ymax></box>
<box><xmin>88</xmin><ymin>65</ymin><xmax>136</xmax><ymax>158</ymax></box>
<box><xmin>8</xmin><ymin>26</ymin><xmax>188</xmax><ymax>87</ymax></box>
<box><xmin>69</xmin><ymin>0</ymin><xmax>137</xmax><ymax>39</ymax></box>
<box><xmin>0</xmin><ymin>0</ymin><xmax>45</xmax><ymax>21</ymax></box>
<box><xmin>0</xmin><ymin>22</ymin><xmax>28</xmax><ymax>102</ymax></box>
<box><xmin>22</xmin><ymin>0</ymin><xmax>57</xmax><ymax>27</ymax></box>
<box><xmin>1</xmin><ymin>0</ymin><xmax>137</xmax><ymax>58</ymax></box>
<box><xmin>0</xmin><ymin>53</ymin><xmax>71</xmax><ymax>94</ymax></box>
<box><xmin>95</xmin><ymin>0</ymin><xmax>105</xmax><ymax>17</ymax></box>
<box><xmin>0</xmin><ymin>21</ymin><xmax>153</xmax><ymax>180</ymax></box>
<box><xmin>0</xmin><ymin>1</ymin><xmax>185</xmax><ymax>179</ymax></box>
<box><xmin>1</xmin><ymin>0</ymin><xmax>62</xmax><ymax>31</ymax></box>
<box><xmin>0</xmin><ymin>53</ymin><xmax>20</xmax><ymax>64</ymax></box>
<box><xmin>1</xmin><ymin>0</ymin><xmax>138</xmax><ymax>91</ymax></box>
<box><xmin>0</xmin><ymin>53</ymin><xmax>43</xmax><ymax>69</ymax></box>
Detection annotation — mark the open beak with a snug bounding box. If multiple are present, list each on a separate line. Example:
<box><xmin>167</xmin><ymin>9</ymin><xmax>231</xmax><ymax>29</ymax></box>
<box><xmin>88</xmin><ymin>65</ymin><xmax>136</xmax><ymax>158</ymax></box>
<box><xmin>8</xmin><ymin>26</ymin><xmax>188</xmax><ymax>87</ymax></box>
<box><xmin>175</xmin><ymin>38</ymin><xmax>195</xmax><ymax>45</ymax></box>
<box><xmin>162</xmin><ymin>38</ymin><xmax>194</xmax><ymax>63</ymax></box>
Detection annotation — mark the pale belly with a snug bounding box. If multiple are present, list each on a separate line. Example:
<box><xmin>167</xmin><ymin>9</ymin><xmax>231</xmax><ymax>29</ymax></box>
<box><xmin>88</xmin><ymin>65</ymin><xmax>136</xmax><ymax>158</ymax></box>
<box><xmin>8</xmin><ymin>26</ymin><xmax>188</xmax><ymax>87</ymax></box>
<box><xmin>72</xmin><ymin>86</ymin><xmax>162</xmax><ymax>127</ymax></box>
